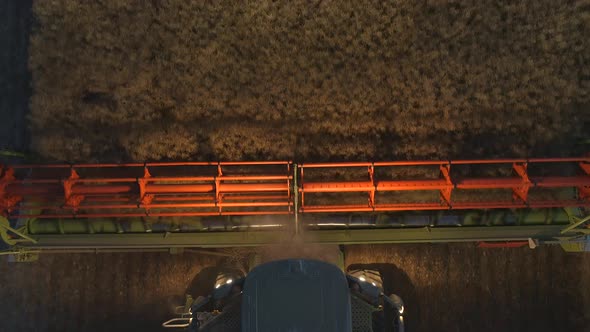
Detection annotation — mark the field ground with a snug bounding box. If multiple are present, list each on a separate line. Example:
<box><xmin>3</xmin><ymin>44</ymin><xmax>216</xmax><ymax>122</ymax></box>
<box><xmin>0</xmin><ymin>244</ymin><xmax>589</xmax><ymax>332</ymax></box>
<box><xmin>346</xmin><ymin>244</ymin><xmax>590</xmax><ymax>332</ymax></box>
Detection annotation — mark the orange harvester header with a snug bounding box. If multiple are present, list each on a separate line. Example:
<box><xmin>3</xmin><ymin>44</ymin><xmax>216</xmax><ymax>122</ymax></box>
<box><xmin>0</xmin><ymin>158</ymin><xmax>589</xmax><ymax>219</ymax></box>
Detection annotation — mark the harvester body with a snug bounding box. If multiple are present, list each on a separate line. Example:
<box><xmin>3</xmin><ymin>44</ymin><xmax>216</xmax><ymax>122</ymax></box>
<box><xmin>163</xmin><ymin>259</ymin><xmax>404</xmax><ymax>332</ymax></box>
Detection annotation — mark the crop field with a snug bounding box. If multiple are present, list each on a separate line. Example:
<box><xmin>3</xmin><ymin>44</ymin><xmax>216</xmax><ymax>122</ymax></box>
<box><xmin>28</xmin><ymin>1</ymin><xmax>589</xmax><ymax>162</ymax></box>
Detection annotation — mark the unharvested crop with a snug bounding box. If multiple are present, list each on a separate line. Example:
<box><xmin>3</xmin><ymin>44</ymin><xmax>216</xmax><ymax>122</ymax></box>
<box><xmin>30</xmin><ymin>1</ymin><xmax>590</xmax><ymax>162</ymax></box>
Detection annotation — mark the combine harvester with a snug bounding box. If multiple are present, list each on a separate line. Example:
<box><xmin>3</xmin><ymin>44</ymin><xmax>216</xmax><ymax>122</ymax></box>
<box><xmin>1</xmin><ymin>158</ymin><xmax>590</xmax><ymax>331</ymax></box>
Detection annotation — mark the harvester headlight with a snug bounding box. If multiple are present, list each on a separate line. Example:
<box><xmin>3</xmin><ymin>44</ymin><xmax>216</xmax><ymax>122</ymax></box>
<box><xmin>226</xmin><ymin>279</ymin><xmax>233</xmax><ymax>284</ymax></box>
<box><xmin>359</xmin><ymin>276</ymin><xmax>366</xmax><ymax>282</ymax></box>
<box><xmin>399</xmin><ymin>305</ymin><xmax>404</xmax><ymax>315</ymax></box>
<box><xmin>371</xmin><ymin>282</ymin><xmax>376</xmax><ymax>286</ymax></box>
<box><xmin>215</xmin><ymin>284</ymin><xmax>221</xmax><ymax>289</ymax></box>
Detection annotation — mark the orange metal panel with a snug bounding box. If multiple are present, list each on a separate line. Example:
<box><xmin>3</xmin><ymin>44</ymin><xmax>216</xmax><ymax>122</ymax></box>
<box><xmin>143</xmin><ymin>177</ymin><xmax>215</xmax><ymax>182</ymax></box>
<box><xmin>373</xmin><ymin>161</ymin><xmax>447</xmax><ymax>166</ymax></box>
<box><xmin>302</xmin><ymin>181</ymin><xmax>374</xmax><ymax>193</ymax></box>
<box><xmin>218</xmin><ymin>176</ymin><xmax>291</xmax><ymax>181</ymax></box>
<box><xmin>532</xmin><ymin>176</ymin><xmax>590</xmax><ymax>187</ymax></box>
<box><xmin>217</xmin><ymin>195</ymin><xmax>289</xmax><ymax>201</ymax></box>
<box><xmin>376</xmin><ymin>180</ymin><xmax>449</xmax><ymax>191</ymax></box>
<box><xmin>216</xmin><ymin>202</ymin><xmax>290</xmax><ymax>208</ymax></box>
<box><xmin>300</xmin><ymin>162</ymin><xmax>373</xmax><ymax>168</ymax></box>
<box><xmin>145</xmin><ymin>184</ymin><xmax>215</xmax><ymax>194</ymax></box>
<box><xmin>218</xmin><ymin>183</ymin><xmax>288</xmax><ymax>193</ymax></box>
<box><xmin>139</xmin><ymin>202</ymin><xmax>216</xmax><ymax>208</ymax></box>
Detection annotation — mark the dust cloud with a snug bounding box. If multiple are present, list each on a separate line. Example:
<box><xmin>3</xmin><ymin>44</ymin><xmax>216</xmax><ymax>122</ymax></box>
<box><xmin>257</xmin><ymin>235</ymin><xmax>342</xmax><ymax>266</ymax></box>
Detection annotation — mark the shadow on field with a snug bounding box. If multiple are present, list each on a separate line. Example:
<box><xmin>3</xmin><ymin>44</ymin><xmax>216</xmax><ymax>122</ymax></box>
<box><xmin>0</xmin><ymin>0</ymin><xmax>32</xmax><ymax>153</ymax></box>
<box><xmin>347</xmin><ymin>263</ymin><xmax>418</xmax><ymax>330</ymax></box>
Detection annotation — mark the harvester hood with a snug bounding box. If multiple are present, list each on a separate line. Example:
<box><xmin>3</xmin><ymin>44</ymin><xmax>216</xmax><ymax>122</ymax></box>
<box><xmin>241</xmin><ymin>259</ymin><xmax>352</xmax><ymax>332</ymax></box>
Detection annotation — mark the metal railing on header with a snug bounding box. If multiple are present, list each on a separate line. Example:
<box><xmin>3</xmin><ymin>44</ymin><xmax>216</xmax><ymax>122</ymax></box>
<box><xmin>298</xmin><ymin>158</ymin><xmax>590</xmax><ymax>213</ymax></box>
<box><xmin>0</xmin><ymin>158</ymin><xmax>589</xmax><ymax>219</ymax></box>
<box><xmin>0</xmin><ymin>161</ymin><xmax>293</xmax><ymax>219</ymax></box>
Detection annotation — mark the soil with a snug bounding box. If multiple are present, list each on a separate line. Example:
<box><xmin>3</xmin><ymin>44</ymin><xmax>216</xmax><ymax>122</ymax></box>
<box><xmin>0</xmin><ymin>252</ymin><xmax>220</xmax><ymax>332</ymax></box>
<box><xmin>0</xmin><ymin>245</ymin><xmax>588</xmax><ymax>332</ymax></box>
<box><xmin>346</xmin><ymin>244</ymin><xmax>590</xmax><ymax>332</ymax></box>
